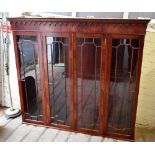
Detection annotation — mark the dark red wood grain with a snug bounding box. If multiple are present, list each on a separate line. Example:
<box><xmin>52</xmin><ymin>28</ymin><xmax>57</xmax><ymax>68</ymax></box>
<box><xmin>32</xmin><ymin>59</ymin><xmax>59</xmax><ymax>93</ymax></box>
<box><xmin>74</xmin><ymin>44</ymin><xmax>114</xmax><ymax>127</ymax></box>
<box><xmin>9</xmin><ymin>18</ymin><xmax>150</xmax><ymax>141</ymax></box>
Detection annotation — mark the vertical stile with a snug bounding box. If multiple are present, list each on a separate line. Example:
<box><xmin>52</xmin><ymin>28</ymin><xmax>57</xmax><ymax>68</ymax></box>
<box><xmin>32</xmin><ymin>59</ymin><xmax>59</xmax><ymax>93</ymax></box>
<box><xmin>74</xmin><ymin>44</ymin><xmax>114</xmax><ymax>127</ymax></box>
<box><xmin>103</xmin><ymin>34</ymin><xmax>112</xmax><ymax>134</ymax></box>
<box><xmin>38</xmin><ymin>32</ymin><xmax>46</xmax><ymax>123</ymax></box>
<box><xmin>70</xmin><ymin>33</ymin><xmax>77</xmax><ymax>130</ymax></box>
<box><xmin>42</xmin><ymin>35</ymin><xmax>51</xmax><ymax>125</ymax></box>
<box><xmin>99</xmin><ymin>35</ymin><xmax>105</xmax><ymax>134</ymax></box>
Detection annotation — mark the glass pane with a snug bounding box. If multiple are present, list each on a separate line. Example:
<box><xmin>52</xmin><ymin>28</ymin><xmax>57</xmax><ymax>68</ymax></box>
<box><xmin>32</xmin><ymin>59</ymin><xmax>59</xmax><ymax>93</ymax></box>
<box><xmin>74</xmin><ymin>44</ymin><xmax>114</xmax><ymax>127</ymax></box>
<box><xmin>17</xmin><ymin>35</ymin><xmax>43</xmax><ymax>121</ymax></box>
<box><xmin>17</xmin><ymin>35</ymin><xmax>37</xmax><ymax>42</ymax></box>
<box><xmin>46</xmin><ymin>36</ymin><xmax>70</xmax><ymax>126</ymax></box>
<box><xmin>77</xmin><ymin>37</ymin><xmax>102</xmax><ymax>130</ymax></box>
<box><xmin>77</xmin><ymin>38</ymin><xmax>84</xmax><ymax>45</ymax></box>
<box><xmin>94</xmin><ymin>38</ymin><xmax>101</xmax><ymax>46</ymax></box>
<box><xmin>131</xmin><ymin>39</ymin><xmax>139</xmax><ymax>48</ymax></box>
<box><xmin>112</xmin><ymin>39</ymin><xmax>120</xmax><ymax>46</ymax></box>
<box><xmin>107</xmin><ymin>38</ymin><xmax>140</xmax><ymax>135</ymax></box>
<box><xmin>85</xmin><ymin>38</ymin><xmax>93</xmax><ymax>42</ymax></box>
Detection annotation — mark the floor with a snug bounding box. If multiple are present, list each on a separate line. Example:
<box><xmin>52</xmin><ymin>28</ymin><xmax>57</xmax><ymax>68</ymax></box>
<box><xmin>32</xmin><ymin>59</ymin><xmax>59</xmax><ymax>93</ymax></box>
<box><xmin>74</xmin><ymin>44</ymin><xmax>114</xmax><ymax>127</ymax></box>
<box><xmin>0</xmin><ymin>107</ymin><xmax>155</xmax><ymax>142</ymax></box>
<box><xmin>0</xmin><ymin>107</ymin><xmax>122</xmax><ymax>142</ymax></box>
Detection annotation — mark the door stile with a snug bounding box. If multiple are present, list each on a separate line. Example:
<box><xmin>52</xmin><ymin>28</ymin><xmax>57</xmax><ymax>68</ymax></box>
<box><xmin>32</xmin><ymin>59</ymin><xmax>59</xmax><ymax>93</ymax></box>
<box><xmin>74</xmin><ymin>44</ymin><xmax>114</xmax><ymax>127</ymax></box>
<box><xmin>103</xmin><ymin>34</ymin><xmax>112</xmax><ymax>134</ymax></box>
<box><xmin>99</xmin><ymin>35</ymin><xmax>106</xmax><ymax>135</ymax></box>
<box><xmin>41</xmin><ymin>34</ymin><xmax>51</xmax><ymax>125</ymax></box>
<box><xmin>37</xmin><ymin>32</ymin><xmax>46</xmax><ymax>124</ymax></box>
<box><xmin>70</xmin><ymin>33</ymin><xmax>77</xmax><ymax>130</ymax></box>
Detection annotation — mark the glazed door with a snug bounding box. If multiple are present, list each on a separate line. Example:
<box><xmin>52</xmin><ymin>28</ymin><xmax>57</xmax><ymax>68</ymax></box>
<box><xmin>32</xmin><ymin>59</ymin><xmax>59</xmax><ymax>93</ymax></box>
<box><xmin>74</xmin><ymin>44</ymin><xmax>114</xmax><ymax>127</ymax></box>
<box><xmin>43</xmin><ymin>33</ymin><xmax>106</xmax><ymax>133</ymax></box>
<box><xmin>106</xmin><ymin>35</ymin><xmax>142</xmax><ymax>139</ymax></box>
<box><xmin>42</xmin><ymin>33</ymin><xmax>72</xmax><ymax>129</ymax></box>
<box><xmin>75</xmin><ymin>34</ymin><xmax>105</xmax><ymax>134</ymax></box>
<box><xmin>14</xmin><ymin>32</ymin><xmax>44</xmax><ymax>124</ymax></box>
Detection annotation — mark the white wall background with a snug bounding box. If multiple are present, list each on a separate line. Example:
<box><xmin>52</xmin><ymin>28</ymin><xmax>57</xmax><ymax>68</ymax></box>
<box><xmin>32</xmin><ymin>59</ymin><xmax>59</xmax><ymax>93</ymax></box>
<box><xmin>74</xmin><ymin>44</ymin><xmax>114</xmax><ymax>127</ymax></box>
<box><xmin>1</xmin><ymin>12</ymin><xmax>22</xmax><ymax>108</ymax></box>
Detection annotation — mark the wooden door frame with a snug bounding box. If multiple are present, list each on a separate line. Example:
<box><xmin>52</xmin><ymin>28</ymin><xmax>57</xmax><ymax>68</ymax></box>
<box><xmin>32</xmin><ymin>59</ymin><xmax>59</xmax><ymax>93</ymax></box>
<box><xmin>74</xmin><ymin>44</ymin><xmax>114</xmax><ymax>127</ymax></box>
<box><xmin>41</xmin><ymin>32</ymin><xmax>73</xmax><ymax>130</ymax></box>
<box><xmin>104</xmin><ymin>34</ymin><xmax>145</xmax><ymax>140</ymax></box>
<box><xmin>74</xmin><ymin>33</ymin><xmax>106</xmax><ymax>135</ymax></box>
<box><xmin>12</xmin><ymin>31</ymin><xmax>45</xmax><ymax>125</ymax></box>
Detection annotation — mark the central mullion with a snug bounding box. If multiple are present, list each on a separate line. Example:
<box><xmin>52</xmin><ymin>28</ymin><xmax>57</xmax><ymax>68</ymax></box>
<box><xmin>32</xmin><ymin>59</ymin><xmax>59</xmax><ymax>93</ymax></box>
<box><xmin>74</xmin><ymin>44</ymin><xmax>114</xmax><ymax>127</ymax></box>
<box><xmin>41</xmin><ymin>35</ymin><xmax>51</xmax><ymax>125</ymax></box>
<box><xmin>70</xmin><ymin>33</ymin><xmax>77</xmax><ymax>130</ymax></box>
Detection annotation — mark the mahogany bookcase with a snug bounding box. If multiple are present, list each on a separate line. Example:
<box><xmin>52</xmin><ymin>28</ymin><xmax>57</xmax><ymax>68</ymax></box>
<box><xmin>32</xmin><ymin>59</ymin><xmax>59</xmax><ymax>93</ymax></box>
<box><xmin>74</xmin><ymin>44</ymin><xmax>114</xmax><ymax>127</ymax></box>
<box><xmin>8</xmin><ymin>18</ymin><xmax>149</xmax><ymax>141</ymax></box>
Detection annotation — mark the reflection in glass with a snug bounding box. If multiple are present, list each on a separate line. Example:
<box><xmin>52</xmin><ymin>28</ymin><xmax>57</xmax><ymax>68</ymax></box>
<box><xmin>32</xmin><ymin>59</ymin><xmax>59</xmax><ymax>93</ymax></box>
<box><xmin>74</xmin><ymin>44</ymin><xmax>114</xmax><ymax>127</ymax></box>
<box><xmin>108</xmin><ymin>38</ymin><xmax>139</xmax><ymax>135</ymax></box>
<box><xmin>46</xmin><ymin>37</ymin><xmax>70</xmax><ymax>126</ymax></box>
<box><xmin>17</xmin><ymin>35</ymin><xmax>43</xmax><ymax>121</ymax></box>
<box><xmin>77</xmin><ymin>38</ymin><xmax>101</xmax><ymax>130</ymax></box>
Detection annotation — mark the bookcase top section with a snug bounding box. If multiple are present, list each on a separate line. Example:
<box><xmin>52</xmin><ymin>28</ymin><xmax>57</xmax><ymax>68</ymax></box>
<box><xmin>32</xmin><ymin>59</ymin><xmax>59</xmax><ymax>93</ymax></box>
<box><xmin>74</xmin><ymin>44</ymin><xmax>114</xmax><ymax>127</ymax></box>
<box><xmin>8</xmin><ymin>17</ymin><xmax>150</xmax><ymax>35</ymax></box>
<box><xmin>8</xmin><ymin>17</ymin><xmax>150</xmax><ymax>23</ymax></box>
